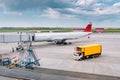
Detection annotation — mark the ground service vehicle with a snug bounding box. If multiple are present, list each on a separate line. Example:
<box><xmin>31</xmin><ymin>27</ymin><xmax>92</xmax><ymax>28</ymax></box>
<box><xmin>8</xmin><ymin>59</ymin><xmax>19</xmax><ymax>69</ymax></box>
<box><xmin>73</xmin><ymin>44</ymin><xmax>102</xmax><ymax>60</ymax></box>
<box><xmin>25</xmin><ymin>59</ymin><xmax>39</xmax><ymax>70</ymax></box>
<box><xmin>2</xmin><ymin>57</ymin><xmax>16</xmax><ymax>66</ymax></box>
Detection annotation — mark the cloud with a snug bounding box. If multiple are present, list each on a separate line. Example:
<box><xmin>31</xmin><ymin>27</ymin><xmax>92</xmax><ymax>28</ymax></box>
<box><xmin>41</xmin><ymin>8</ymin><xmax>75</xmax><ymax>19</ymax></box>
<box><xmin>0</xmin><ymin>0</ymin><xmax>73</xmax><ymax>11</ymax></box>
<box><xmin>0</xmin><ymin>3</ymin><xmax>4</xmax><ymax>7</ymax></box>
<box><xmin>41</xmin><ymin>8</ymin><xmax>60</xmax><ymax>19</ymax></box>
<box><xmin>113</xmin><ymin>2</ymin><xmax>120</xmax><ymax>7</ymax></box>
<box><xmin>0</xmin><ymin>0</ymin><xmax>120</xmax><ymax>28</ymax></box>
<box><xmin>105</xmin><ymin>0</ymin><xmax>114</xmax><ymax>2</ymax></box>
<box><xmin>66</xmin><ymin>1</ymin><xmax>120</xmax><ymax>16</ymax></box>
<box><xmin>94</xmin><ymin>2</ymin><xmax>120</xmax><ymax>15</ymax></box>
<box><xmin>3</xmin><ymin>10</ymin><xmax>22</xmax><ymax>15</ymax></box>
<box><xmin>0</xmin><ymin>0</ymin><xmax>75</xmax><ymax>16</ymax></box>
<box><xmin>76</xmin><ymin>0</ymin><xmax>97</xmax><ymax>6</ymax></box>
<box><xmin>1</xmin><ymin>0</ymin><xmax>119</xmax><ymax>16</ymax></box>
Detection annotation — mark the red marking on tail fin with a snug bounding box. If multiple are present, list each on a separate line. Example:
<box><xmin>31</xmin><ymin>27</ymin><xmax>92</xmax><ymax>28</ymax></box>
<box><xmin>83</xmin><ymin>23</ymin><xmax>92</xmax><ymax>32</ymax></box>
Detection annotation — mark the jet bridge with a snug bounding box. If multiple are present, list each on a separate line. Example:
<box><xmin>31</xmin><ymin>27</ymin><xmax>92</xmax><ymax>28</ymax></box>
<box><xmin>0</xmin><ymin>32</ymin><xmax>34</xmax><ymax>43</ymax></box>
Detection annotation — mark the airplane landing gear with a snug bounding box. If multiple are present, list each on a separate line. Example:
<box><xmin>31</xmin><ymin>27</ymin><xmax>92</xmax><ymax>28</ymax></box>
<box><xmin>55</xmin><ymin>41</ymin><xmax>72</xmax><ymax>45</ymax></box>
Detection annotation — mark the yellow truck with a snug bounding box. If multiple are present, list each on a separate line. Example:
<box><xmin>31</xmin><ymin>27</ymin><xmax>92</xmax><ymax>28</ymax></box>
<box><xmin>73</xmin><ymin>44</ymin><xmax>102</xmax><ymax>60</ymax></box>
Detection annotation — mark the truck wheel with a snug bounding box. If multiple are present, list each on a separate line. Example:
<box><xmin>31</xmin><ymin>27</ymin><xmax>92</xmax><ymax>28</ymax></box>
<box><xmin>78</xmin><ymin>57</ymin><xmax>84</xmax><ymax>61</ymax></box>
<box><xmin>93</xmin><ymin>54</ymin><xmax>98</xmax><ymax>58</ymax></box>
<box><xmin>81</xmin><ymin>57</ymin><xmax>85</xmax><ymax>60</ymax></box>
<box><xmin>63</xmin><ymin>42</ymin><xmax>67</xmax><ymax>45</ymax></box>
<box><xmin>89</xmin><ymin>55</ymin><xmax>93</xmax><ymax>59</ymax></box>
<box><xmin>96</xmin><ymin>54</ymin><xmax>99</xmax><ymax>57</ymax></box>
<box><xmin>78</xmin><ymin>58</ymin><xmax>82</xmax><ymax>61</ymax></box>
<box><xmin>86</xmin><ymin>56</ymin><xmax>89</xmax><ymax>59</ymax></box>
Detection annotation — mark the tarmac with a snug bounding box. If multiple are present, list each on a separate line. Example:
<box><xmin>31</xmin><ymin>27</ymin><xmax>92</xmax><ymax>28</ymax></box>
<box><xmin>35</xmin><ymin>33</ymin><xmax>120</xmax><ymax>77</ymax></box>
<box><xmin>0</xmin><ymin>33</ymin><xmax>120</xmax><ymax>79</ymax></box>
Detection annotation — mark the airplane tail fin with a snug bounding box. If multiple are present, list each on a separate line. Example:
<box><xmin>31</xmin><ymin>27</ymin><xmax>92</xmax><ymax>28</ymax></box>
<box><xmin>83</xmin><ymin>23</ymin><xmax>92</xmax><ymax>32</ymax></box>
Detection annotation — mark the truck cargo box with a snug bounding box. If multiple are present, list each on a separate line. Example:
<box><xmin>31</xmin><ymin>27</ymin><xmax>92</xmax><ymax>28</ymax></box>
<box><xmin>74</xmin><ymin>44</ymin><xmax>102</xmax><ymax>60</ymax></box>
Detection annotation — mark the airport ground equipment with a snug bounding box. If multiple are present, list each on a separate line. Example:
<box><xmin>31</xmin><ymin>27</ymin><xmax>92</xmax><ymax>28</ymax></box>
<box><xmin>8</xmin><ymin>59</ymin><xmax>19</xmax><ymax>69</ymax></box>
<box><xmin>18</xmin><ymin>49</ymin><xmax>40</xmax><ymax>69</ymax></box>
<box><xmin>73</xmin><ymin>44</ymin><xmax>102</xmax><ymax>60</ymax></box>
<box><xmin>27</xmin><ymin>49</ymin><xmax>40</xmax><ymax>66</ymax></box>
<box><xmin>25</xmin><ymin>59</ymin><xmax>39</xmax><ymax>70</ymax></box>
<box><xmin>2</xmin><ymin>57</ymin><xmax>16</xmax><ymax>66</ymax></box>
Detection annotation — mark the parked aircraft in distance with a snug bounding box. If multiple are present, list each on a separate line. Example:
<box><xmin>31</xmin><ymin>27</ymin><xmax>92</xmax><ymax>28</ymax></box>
<box><xmin>33</xmin><ymin>23</ymin><xmax>92</xmax><ymax>44</ymax></box>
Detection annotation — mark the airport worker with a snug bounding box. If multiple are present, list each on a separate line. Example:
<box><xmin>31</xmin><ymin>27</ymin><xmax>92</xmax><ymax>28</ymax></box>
<box><xmin>12</xmin><ymin>47</ymin><xmax>14</xmax><ymax>52</ymax></box>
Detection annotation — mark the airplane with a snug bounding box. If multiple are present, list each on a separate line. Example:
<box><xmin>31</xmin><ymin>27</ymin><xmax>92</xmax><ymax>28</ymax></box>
<box><xmin>33</xmin><ymin>23</ymin><xmax>92</xmax><ymax>45</ymax></box>
<box><xmin>0</xmin><ymin>23</ymin><xmax>92</xmax><ymax>46</ymax></box>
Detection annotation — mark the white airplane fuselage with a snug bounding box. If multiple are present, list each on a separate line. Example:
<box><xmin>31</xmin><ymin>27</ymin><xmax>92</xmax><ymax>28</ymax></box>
<box><xmin>34</xmin><ymin>32</ymin><xmax>92</xmax><ymax>44</ymax></box>
<box><xmin>33</xmin><ymin>23</ymin><xmax>92</xmax><ymax>44</ymax></box>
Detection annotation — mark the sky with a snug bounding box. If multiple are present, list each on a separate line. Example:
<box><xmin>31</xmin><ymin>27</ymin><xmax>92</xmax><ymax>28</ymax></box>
<box><xmin>0</xmin><ymin>0</ymin><xmax>120</xmax><ymax>28</ymax></box>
